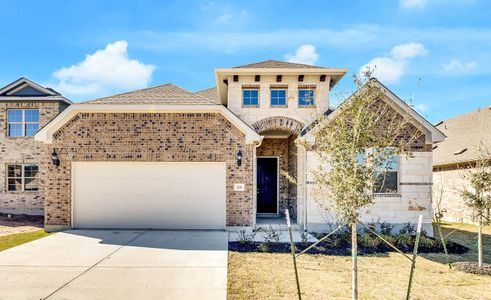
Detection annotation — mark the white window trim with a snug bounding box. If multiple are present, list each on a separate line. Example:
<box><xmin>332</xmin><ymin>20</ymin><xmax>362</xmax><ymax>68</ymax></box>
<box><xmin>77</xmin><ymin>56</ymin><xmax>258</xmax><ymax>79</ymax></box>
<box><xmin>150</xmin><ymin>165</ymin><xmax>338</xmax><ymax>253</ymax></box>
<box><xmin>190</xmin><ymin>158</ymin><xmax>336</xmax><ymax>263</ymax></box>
<box><xmin>242</xmin><ymin>88</ymin><xmax>260</xmax><ymax>107</ymax></box>
<box><xmin>270</xmin><ymin>88</ymin><xmax>288</xmax><ymax>107</ymax></box>
<box><xmin>7</xmin><ymin>109</ymin><xmax>39</xmax><ymax>137</ymax></box>
<box><xmin>6</xmin><ymin>164</ymin><xmax>39</xmax><ymax>192</ymax></box>
<box><xmin>298</xmin><ymin>89</ymin><xmax>316</xmax><ymax>107</ymax></box>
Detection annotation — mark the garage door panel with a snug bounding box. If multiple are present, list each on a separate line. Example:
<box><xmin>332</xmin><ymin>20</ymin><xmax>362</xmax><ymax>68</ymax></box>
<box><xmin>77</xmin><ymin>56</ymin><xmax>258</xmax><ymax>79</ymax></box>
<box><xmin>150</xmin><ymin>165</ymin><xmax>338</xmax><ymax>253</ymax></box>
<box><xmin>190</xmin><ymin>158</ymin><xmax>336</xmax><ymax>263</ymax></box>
<box><xmin>72</xmin><ymin>162</ymin><xmax>226</xmax><ymax>229</ymax></box>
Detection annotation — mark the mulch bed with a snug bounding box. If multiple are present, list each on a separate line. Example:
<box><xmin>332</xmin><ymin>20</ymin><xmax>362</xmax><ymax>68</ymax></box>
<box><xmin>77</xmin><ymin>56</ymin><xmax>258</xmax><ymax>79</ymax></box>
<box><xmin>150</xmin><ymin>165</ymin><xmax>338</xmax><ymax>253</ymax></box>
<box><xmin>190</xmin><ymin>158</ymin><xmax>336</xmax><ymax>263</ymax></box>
<box><xmin>453</xmin><ymin>262</ymin><xmax>491</xmax><ymax>276</ymax></box>
<box><xmin>229</xmin><ymin>234</ymin><xmax>469</xmax><ymax>256</ymax></box>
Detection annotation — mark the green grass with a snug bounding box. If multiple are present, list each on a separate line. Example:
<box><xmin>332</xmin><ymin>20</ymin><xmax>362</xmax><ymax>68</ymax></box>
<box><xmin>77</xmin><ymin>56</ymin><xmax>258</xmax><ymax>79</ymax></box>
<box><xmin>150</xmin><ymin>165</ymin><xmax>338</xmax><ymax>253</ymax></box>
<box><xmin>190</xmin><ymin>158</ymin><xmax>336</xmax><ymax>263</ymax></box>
<box><xmin>0</xmin><ymin>229</ymin><xmax>54</xmax><ymax>252</ymax></box>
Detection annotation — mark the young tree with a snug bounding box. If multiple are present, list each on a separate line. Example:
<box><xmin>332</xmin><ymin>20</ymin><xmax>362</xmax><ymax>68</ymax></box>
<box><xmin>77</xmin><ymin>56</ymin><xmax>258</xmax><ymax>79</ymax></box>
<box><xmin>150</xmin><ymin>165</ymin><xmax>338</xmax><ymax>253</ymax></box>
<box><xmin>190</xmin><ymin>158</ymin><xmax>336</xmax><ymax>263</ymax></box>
<box><xmin>303</xmin><ymin>72</ymin><xmax>423</xmax><ymax>299</ymax></box>
<box><xmin>460</xmin><ymin>144</ymin><xmax>491</xmax><ymax>268</ymax></box>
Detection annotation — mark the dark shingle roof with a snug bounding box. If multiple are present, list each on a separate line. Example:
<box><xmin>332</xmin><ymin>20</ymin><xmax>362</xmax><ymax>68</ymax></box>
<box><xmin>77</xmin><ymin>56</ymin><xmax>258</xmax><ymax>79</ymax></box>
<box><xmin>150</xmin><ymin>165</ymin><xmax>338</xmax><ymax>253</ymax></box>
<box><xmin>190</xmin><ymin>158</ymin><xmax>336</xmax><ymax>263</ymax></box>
<box><xmin>83</xmin><ymin>83</ymin><xmax>215</xmax><ymax>105</ymax></box>
<box><xmin>233</xmin><ymin>60</ymin><xmax>325</xmax><ymax>69</ymax></box>
<box><xmin>434</xmin><ymin>107</ymin><xmax>491</xmax><ymax>166</ymax></box>
<box><xmin>195</xmin><ymin>87</ymin><xmax>219</xmax><ymax>103</ymax></box>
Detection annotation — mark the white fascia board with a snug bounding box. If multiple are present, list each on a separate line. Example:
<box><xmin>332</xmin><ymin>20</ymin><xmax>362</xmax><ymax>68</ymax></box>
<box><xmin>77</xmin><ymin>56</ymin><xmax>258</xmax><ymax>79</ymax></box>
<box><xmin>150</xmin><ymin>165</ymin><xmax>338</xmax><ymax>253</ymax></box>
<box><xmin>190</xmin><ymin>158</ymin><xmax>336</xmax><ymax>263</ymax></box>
<box><xmin>1</xmin><ymin>78</ymin><xmax>57</xmax><ymax>96</ymax></box>
<box><xmin>34</xmin><ymin>104</ymin><xmax>262</xmax><ymax>145</ymax></box>
<box><xmin>215</xmin><ymin>68</ymin><xmax>348</xmax><ymax>76</ymax></box>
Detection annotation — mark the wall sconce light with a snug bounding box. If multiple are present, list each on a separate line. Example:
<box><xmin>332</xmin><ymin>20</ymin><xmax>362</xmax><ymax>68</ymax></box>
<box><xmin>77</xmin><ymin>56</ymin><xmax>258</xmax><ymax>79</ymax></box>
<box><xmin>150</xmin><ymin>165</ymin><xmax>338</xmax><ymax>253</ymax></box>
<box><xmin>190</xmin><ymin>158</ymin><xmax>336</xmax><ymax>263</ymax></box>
<box><xmin>237</xmin><ymin>150</ymin><xmax>243</xmax><ymax>167</ymax></box>
<box><xmin>51</xmin><ymin>149</ymin><xmax>60</xmax><ymax>166</ymax></box>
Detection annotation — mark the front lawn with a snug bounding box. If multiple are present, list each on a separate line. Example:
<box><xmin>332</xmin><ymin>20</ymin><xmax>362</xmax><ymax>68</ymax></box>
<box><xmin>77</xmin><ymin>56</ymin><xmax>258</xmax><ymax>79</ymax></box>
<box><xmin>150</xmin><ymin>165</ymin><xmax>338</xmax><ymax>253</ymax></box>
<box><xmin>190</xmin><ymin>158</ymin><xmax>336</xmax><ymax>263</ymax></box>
<box><xmin>228</xmin><ymin>223</ymin><xmax>491</xmax><ymax>300</ymax></box>
<box><xmin>0</xmin><ymin>229</ymin><xmax>53</xmax><ymax>252</ymax></box>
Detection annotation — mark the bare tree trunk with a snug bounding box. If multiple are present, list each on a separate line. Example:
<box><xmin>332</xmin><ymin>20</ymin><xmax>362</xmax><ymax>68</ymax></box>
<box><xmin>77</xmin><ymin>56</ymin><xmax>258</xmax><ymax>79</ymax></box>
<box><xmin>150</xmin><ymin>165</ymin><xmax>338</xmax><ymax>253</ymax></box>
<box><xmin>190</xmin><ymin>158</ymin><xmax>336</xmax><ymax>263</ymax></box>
<box><xmin>478</xmin><ymin>218</ymin><xmax>483</xmax><ymax>268</ymax></box>
<box><xmin>352</xmin><ymin>223</ymin><xmax>358</xmax><ymax>300</ymax></box>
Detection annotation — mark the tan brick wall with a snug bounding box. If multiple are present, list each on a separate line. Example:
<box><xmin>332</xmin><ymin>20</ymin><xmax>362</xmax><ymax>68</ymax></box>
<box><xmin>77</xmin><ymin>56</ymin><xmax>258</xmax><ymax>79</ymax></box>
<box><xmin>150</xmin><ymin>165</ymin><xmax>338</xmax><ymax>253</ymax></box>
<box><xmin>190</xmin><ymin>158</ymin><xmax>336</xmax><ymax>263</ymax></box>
<box><xmin>0</xmin><ymin>101</ymin><xmax>67</xmax><ymax>214</ymax></box>
<box><xmin>44</xmin><ymin>112</ymin><xmax>254</xmax><ymax>227</ymax></box>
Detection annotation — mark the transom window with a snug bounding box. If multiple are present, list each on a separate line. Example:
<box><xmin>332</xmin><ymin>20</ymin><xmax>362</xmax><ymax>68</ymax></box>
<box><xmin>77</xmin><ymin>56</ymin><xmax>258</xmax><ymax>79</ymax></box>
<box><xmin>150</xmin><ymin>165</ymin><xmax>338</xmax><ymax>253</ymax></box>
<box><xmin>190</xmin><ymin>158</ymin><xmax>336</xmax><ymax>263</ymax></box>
<box><xmin>243</xmin><ymin>89</ymin><xmax>259</xmax><ymax>107</ymax></box>
<box><xmin>298</xmin><ymin>89</ymin><xmax>315</xmax><ymax>107</ymax></box>
<box><xmin>374</xmin><ymin>155</ymin><xmax>399</xmax><ymax>194</ymax></box>
<box><xmin>7</xmin><ymin>109</ymin><xmax>39</xmax><ymax>137</ymax></box>
<box><xmin>270</xmin><ymin>89</ymin><xmax>287</xmax><ymax>107</ymax></box>
<box><xmin>7</xmin><ymin>164</ymin><xmax>39</xmax><ymax>192</ymax></box>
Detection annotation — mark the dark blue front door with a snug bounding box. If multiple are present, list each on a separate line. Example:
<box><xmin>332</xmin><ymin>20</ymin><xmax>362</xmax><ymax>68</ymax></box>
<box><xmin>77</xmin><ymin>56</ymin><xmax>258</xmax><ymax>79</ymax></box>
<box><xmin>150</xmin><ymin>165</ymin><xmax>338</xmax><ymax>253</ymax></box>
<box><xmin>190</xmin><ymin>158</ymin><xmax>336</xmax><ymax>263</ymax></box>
<box><xmin>257</xmin><ymin>157</ymin><xmax>278</xmax><ymax>213</ymax></box>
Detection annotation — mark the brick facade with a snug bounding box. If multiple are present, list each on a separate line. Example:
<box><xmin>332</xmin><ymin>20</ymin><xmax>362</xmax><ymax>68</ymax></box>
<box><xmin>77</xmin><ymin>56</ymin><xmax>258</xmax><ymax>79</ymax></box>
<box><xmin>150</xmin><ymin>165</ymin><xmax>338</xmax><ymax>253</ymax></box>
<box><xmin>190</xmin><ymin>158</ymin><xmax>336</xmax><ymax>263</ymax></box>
<box><xmin>0</xmin><ymin>101</ymin><xmax>67</xmax><ymax>215</ymax></box>
<box><xmin>44</xmin><ymin>112</ymin><xmax>254</xmax><ymax>227</ymax></box>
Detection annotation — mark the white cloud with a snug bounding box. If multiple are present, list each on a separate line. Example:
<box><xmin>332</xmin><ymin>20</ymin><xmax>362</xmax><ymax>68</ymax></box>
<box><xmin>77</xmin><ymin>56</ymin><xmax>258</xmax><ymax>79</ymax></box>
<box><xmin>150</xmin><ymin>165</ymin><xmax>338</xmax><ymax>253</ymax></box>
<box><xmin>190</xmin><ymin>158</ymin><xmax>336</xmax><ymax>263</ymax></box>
<box><xmin>400</xmin><ymin>0</ymin><xmax>426</xmax><ymax>9</ymax></box>
<box><xmin>53</xmin><ymin>40</ymin><xmax>155</xmax><ymax>98</ymax></box>
<box><xmin>284</xmin><ymin>44</ymin><xmax>319</xmax><ymax>65</ymax></box>
<box><xmin>442</xmin><ymin>59</ymin><xmax>478</xmax><ymax>73</ymax></box>
<box><xmin>391</xmin><ymin>43</ymin><xmax>429</xmax><ymax>59</ymax></box>
<box><xmin>414</xmin><ymin>103</ymin><xmax>429</xmax><ymax>112</ymax></box>
<box><xmin>359</xmin><ymin>43</ymin><xmax>428</xmax><ymax>83</ymax></box>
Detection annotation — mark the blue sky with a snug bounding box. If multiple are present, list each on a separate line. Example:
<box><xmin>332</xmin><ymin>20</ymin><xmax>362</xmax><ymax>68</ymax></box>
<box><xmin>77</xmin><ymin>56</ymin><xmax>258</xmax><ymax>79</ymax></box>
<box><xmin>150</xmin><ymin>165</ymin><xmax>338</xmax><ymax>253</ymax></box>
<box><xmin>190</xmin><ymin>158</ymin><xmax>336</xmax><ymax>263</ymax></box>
<box><xmin>0</xmin><ymin>0</ymin><xmax>490</xmax><ymax>123</ymax></box>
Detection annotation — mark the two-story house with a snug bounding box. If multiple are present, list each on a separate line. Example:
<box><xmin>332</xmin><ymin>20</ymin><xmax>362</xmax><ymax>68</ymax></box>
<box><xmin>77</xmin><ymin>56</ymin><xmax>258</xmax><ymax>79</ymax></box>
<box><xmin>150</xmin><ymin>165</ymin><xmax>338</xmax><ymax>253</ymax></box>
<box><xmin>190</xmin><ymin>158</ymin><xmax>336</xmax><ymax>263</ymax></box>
<box><xmin>0</xmin><ymin>78</ymin><xmax>70</xmax><ymax>216</ymax></box>
<box><xmin>1</xmin><ymin>60</ymin><xmax>443</xmax><ymax>233</ymax></box>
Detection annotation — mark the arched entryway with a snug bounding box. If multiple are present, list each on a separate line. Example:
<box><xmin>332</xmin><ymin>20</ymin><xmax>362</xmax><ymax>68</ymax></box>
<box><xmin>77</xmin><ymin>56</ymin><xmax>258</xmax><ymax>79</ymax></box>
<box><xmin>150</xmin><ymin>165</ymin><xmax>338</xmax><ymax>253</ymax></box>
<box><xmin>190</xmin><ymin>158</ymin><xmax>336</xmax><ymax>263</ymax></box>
<box><xmin>252</xmin><ymin>117</ymin><xmax>304</xmax><ymax>224</ymax></box>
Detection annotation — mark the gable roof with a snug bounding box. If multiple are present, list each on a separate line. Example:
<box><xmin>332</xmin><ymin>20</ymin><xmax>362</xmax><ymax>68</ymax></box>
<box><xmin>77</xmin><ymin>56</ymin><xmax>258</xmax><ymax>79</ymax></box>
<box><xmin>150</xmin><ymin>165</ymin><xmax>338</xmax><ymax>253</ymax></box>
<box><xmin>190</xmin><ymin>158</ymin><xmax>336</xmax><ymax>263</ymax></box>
<box><xmin>195</xmin><ymin>87</ymin><xmax>219</xmax><ymax>103</ymax></box>
<box><xmin>83</xmin><ymin>83</ymin><xmax>215</xmax><ymax>105</ymax></box>
<box><xmin>0</xmin><ymin>77</ymin><xmax>71</xmax><ymax>104</ymax></box>
<box><xmin>433</xmin><ymin>107</ymin><xmax>491</xmax><ymax>166</ymax></box>
<box><xmin>233</xmin><ymin>60</ymin><xmax>325</xmax><ymax>69</ymax></box>
<box><xmin>301</xmin><ymin>78</ymin><xmax>446</xmax><ymax>144</ymax></box>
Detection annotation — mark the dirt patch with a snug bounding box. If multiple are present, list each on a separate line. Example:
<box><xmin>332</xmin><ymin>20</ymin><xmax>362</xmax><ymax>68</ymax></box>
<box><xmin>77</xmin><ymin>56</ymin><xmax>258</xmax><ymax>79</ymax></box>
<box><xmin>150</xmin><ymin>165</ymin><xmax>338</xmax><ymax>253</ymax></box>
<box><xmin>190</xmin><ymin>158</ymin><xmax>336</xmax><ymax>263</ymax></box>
<box><xmin>454</xmin><ymin>262</ymin><xmax>491</xmax><ymax>276</ymax></box>
<box><xmin>0</xmin><ymin>213</ymin><xmax>44</xmax><ymax>237</ymax></box>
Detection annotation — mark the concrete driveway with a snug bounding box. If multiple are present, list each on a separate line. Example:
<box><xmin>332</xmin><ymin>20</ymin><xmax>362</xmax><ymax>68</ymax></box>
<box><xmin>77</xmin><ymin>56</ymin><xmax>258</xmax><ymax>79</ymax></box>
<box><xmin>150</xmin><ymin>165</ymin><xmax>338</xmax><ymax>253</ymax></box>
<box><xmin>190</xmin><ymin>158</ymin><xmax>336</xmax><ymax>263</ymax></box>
<box><xmin>0</xmin><ymin>230</ymin><xmax>229</xmax><ymax>300</ymax></box>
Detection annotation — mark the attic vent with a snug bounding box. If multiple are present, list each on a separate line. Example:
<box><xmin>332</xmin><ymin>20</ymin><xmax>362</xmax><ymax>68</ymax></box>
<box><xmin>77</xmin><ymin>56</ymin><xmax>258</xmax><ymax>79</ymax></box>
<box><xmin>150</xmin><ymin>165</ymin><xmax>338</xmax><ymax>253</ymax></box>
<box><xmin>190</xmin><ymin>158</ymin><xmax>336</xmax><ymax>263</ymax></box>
<box><xmin>233</xmin><ymin>75</ymin><xmax>239</xmax><ymax>82</ymax></box>
<box><xmin>276</xmin><ymin>75</ymin><xmax>282</xmax><ymax>82</ymax></box>
<box><xmin>298</xmin><ymin>75</ymin><xmax>304</xmax><ymax>82</ymax></box>
<box><xmin>255</xmin><ymin>75</ymin><xmax>260</xmax><ymax>82</ymax></box>
<box><xmin>454</xmin><ymin>148</ymin><xmax>467</xmax><ymax>155</ymax></box>
<box><xmin>320</xmin><ymin>75</ymin><xmax>326</xmax><ymax>82</ymax></box>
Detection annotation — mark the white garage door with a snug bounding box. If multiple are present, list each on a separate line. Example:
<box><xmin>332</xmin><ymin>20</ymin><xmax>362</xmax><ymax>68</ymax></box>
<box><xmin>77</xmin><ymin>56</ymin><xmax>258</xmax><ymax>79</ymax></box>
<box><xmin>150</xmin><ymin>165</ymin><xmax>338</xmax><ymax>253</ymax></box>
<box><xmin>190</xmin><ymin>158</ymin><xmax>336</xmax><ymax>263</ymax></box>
<box><xmin>72</xmin><ymin>162</ymin><xmax>226</xmax><ymax>229</ymax></box>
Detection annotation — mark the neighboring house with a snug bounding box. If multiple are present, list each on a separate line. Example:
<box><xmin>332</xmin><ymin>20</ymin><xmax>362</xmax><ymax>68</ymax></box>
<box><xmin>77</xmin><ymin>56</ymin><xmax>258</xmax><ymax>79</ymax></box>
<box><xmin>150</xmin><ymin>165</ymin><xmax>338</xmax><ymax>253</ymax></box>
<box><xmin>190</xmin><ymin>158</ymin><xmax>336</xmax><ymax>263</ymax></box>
<box><xmin>433</xmin><ymin>107</ymin><xmax>491</xmax><ymax>223</ymax></box>
<box><xmin>6</xmin><ymin>59</ymin><xmax>441</xmax><ymax>233</ymax></box>
<box><xmin>0</xmin><ymin>78</ymin><xmax>71</xmax><ymax>215</ymax></box>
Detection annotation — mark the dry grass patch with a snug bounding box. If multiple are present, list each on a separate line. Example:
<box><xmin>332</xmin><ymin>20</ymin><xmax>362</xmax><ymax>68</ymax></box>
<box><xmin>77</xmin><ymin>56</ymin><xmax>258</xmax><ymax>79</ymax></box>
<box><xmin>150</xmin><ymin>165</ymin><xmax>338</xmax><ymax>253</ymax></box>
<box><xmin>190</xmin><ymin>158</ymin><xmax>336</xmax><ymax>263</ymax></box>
<box><xmin>228</xmin><ymin>223</ymin><xmax>491</xmax><ymax>300</ymax></box>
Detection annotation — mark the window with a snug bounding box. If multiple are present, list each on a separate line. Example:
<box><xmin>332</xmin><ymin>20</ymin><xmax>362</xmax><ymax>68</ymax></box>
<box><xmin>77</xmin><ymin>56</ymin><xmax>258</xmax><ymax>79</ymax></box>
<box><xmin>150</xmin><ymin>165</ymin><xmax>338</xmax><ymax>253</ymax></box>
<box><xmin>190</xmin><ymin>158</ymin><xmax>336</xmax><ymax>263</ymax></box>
<box><xmin>270</xmin><ymin>89</ymin><xmax>287</xmax><ymax>107</ymax></box>
<box><xmin>374</xmin><ymin>155</ymin><xmax>399</xmax><ymax>194</ymax></box>
<box><xmin>7</xmin><ymin>109</ymin><xmax>39</xmax><ymax>137</ymax></box>
<box><xmin>298</xmin><ymin>89</ymin><xmax>315</xmax><ymax>107</ymax></box>
<box><xmin>7</xmin><ymin>164</ymin><xmax>39</xmax><ymax>192</ymax></box>
<box><xmin>243</xmin><ymin>89</ymin><xmax>259</xmax><ymax>107</ymax></box>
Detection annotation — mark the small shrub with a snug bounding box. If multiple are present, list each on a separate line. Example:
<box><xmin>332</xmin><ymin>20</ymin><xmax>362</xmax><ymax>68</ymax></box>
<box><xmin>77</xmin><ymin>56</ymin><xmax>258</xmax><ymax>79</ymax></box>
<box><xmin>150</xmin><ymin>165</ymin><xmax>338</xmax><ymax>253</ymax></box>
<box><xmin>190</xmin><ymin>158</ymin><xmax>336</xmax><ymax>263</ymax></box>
<box><xmin>360</xmin><ymin>234</ymin><xmax>381</xmax><ymax>249</ymax></box>
<box><xmin>394</xmin><ymin>234</ymin><xmax>413</xmax><ymax>248</ymax></box>
<box><xmin>379</xmin><ymin>221</ymin><xmax>393</xmax><ymax>235</ymax></box>
<box><xmin>257</xmin><ymin>243</ymin><xmax>269</xmax><ymax>252</ymax></box>
<box><xmin>237</xmin><ymin>230</ymin><xmax>255</xmax><ymax>245</ymax></box>
<box><xmin>399</xmin><ymin>222</ymin><xmax>416</xmax><ymax>235</ymax></box>
<box><xmin>262</xmin><ymin>225</ymin><xmax>284</xmax><ymax>244</ymax></box>
<box><xmin>365</xmin><ymin>222</ymin><xmax>377</xmax><ymax>237</ymax></box>
<box><xmin>300</xmin><ymin>231</ymin><xmax>310</xmax><ymax>244</ymax></box>
<box><xmin>418</xmin><ymin>236</ymin><xmax>435</xmax><ymax>249</ymax></box>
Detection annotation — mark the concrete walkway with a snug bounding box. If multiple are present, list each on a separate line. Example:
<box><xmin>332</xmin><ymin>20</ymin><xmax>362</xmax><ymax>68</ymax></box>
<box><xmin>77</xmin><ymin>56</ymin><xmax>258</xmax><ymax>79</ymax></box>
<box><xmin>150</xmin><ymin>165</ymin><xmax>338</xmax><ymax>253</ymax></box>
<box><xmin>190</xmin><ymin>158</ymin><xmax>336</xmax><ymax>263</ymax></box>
<box><xmin>0</xmin><ymin>230</ymin><xmax>229</xmax><ymax>300</ymax></box>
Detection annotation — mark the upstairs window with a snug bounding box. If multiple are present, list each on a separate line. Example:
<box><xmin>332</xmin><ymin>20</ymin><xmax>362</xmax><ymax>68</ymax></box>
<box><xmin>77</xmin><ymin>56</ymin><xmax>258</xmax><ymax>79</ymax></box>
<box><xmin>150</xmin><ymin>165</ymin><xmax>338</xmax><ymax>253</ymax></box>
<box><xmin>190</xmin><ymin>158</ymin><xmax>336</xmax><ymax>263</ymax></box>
<box><xmin>374</xmin><ymin>155</ymin><xmax>399</xmax><ymax>194</ymax></box>
<box><xmin>243</xmin><ymin>89</ymin><xmax>259</xmax><ymax>107</ymax></box>
<box><xmin>270</xmin><ymin>89</ymin><xmax>287</xmax><ymax>107</ymax></box>
<box><xmin>7</xmin><ymin>164</ymin><xmax>39</xmax><ymax>192</ymax></box>
<box><xmin>7</xmin><ymin>109</ymin><xmax>39</xmax><ymax>137</ymax></box>
<box><xmin>298</xmin><ymin>89</ymin><xmax>315</xmax><ymax>107</ymax></box>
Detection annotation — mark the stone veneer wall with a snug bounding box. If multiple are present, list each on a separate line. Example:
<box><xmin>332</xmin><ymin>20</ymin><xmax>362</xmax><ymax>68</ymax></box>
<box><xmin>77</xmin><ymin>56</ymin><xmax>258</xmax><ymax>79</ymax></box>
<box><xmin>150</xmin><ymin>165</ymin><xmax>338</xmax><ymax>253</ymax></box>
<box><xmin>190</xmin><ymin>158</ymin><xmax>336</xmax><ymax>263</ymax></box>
<box><xmin>44</xmin><ymin>112</ymin><xmax>254</xmax><ymax>228</ymax></box>
<box><xmin>287</xmin><ymin>134</ymin><xmax>298</xmax><ymax>218</ymax></box>
<box><xmin>433</xmin><ymin>166</ymin><xmax>491</xmax><ymax>224</ymax></box>
<box><xmin>0</xmin><ymin>101</ymin><xmax>67</xmax><ymax>215</ymax></box>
